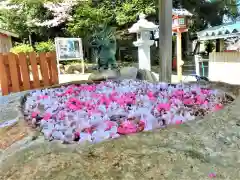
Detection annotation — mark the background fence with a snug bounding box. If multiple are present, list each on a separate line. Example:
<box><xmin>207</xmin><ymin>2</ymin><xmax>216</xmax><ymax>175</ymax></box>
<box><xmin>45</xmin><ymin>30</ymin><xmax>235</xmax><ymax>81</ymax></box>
<box><xmin>0</xmin><ymin>52</ymin><xmax>59</xmax><ymax>96</ymax></box>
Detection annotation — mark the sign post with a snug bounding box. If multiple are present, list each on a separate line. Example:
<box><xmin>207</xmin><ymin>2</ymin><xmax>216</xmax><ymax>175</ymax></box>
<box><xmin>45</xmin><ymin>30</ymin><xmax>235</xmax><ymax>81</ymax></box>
<box><xmin>55</xmin><ymin>37</ymin><xmax>84</xmax><ymax>76</ymax></box>
<box><xmin>172</xmin><ymin>9</ymin><xmax>193</xmax><ymax>82</ymax></box>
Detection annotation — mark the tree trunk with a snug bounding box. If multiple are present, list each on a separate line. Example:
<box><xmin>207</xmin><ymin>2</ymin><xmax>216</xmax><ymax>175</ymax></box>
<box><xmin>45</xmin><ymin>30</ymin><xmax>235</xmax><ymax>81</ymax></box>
<box><xmin>29</xmin><ymin>34</ymin><xmax>32</xmax><ymax>46</ymax></box>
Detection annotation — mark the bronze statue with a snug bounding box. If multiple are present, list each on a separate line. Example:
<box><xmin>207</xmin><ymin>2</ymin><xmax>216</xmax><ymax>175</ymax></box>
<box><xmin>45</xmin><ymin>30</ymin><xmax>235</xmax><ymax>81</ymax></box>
<box><xmin>89</xmin><ymin>25</ymin><xmax>117</xmax><ymax>70</ymax></box>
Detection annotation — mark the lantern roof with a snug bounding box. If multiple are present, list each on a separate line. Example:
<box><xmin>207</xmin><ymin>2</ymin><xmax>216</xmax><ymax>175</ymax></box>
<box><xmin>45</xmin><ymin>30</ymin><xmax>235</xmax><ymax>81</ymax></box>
<box><xmin>128</xmin><ymin>13</ymin><xmax>158</xmax><ymax>33</ymax></box>
<box><xmin>172</xmin><ymin>8</ymin><xmax>193</xmax><ymax>16</ymax></box>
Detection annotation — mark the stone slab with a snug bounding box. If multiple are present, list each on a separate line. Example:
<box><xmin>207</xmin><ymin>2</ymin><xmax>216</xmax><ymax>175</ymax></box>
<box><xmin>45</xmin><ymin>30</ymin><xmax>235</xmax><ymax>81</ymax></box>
<box><xmin>120</xmin><ymin>67</ymin><xmax>138</xmax><ymax>79</ymax></box>
<box><xmin>88</xmin><ymin>70</ymin><xmax>120</xmax><ymax>81</ymax></box>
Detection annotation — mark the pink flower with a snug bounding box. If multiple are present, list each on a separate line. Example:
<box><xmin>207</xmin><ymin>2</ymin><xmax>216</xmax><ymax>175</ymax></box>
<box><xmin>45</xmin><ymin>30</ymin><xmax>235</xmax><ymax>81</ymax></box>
<box><xmin>68</xmin><ymin>104</ymin><xmax>80</xmax><ymax>111</ymax></box>
<box><xmin>85</xmin><ymin>85</ymin><xmax>96</xmax><ymax>91</ymax></box>
<box><xmin>110</xmin><ymin>91</ymin><xmax>118</xmax><ymax>96</ymax></box>
<box><xmin>56</xmin><ymin>93</ymin><xmax>64</xmax><ymax>97</ymax></box>
<box><xmin>149</xmin><ymin>96</ymin><xmax>156</xmax><ymax>101</ymax></box>
<box><xmin>204</xmin><ymin>100</ymin><xmax>209</xmax><ymax>105</ymax></box>
<box><xmin>157</xmin><ymin>103</ymin><xmax>171</xmax><ymax>111</ymax></box>
<box><xmin>109</xmin><ymin>95</ymin><xmax>117</xmax><ymax>102</ymax></box>
<box><xmin>91</xmin><ymin>93</ymin><xmax>100</xmax><ymax>99</ymax></box>
<box><xmin>127</xmin><ymin>92</ymin><xmax>136</xmax><ymax>99</ymax></box>
<box><xmin>124</xmin><ymin>97</ymin><xmax>134</xmax><ymax>104</ymax></box>
<box><xmin>147</xmin><ymin>91</ymin><xmax>154</xmax><ymax>98</ymax></box>
<box><xmin>117</xmin><ymin>121</ymin><xmax>137</xmax><ymax>135</ymax></box>
<box><xmin>74</xmin><ymin>132</ymin><xmax>80</xmax><ymax>139</ymax></box>
<box><xmin>116</xmin><ymin>98</ymin><xmax>125</xmax><ymax>107</ymax></box>
<box><xmin>104</xmin><ymin>99</ymin><xmax>111</xmax><ymax>107</ymax></box>
<box><xmin>99</xmin><ymin>96</ymin><xmax>111</xmax><ymax>106</ymax></box>
<box><xmin>105</xmin><ymin>120</ymin><xmax>116</xmax><ymax>131</ymax></box>
<box><xmin>174</xmin><ymin>90</ymin><xmax>184</xmax><ymax>96</ymax></box>
<box><xmin>208</xmin><ymin>173</ymin><xmax>216</xmax><ymax>178</ymax></box>
<box><xmin>59</xmin><ymin>111</ymin><xmax>65</xmax><ymax>120</ymax></box>
<box><xmin>87</xmin><ymin>109</ymin><xmax>93</xmax><ymax>115</ymax></box>
<box><xmin>65</xmin><ymin>88</ymin><xmax>74</xmax><ymax>94</ymax></box>
<box><xmin>138</xmin><ymin>120</ymin><xmax>145</xmax><ymax>132</ymax></box>
<box><xmin>66</xmin><ymin>98</ymin><xmax>82</xmax><ymax>111</ymax></box>
<box><xmin>31</xmin><ymin>111</ymin><xmax>39</xmax><ymax>118</ymax></box>
<box><xmin>37</xmin><ymin>95</ymin><xmax>48</xmax><ymax>100</ymax></box>
<box><xmin>87</xmin><ymin>109</ymin><xmax>101</xmax><ymax>116</ymax></box>
<box><xmin>183</xmin><ymin>98</ymin><xmax>193</xmax><ymax>105</ymax></box>
<box><xmin>83</xmin><ymin>127</ymin><xmax>94</xmax><ymax>134</ymax></box>
<box><xmin>213</xmin><ymin>104</ymin><xmax>223</xmax><ymax>111</ymax></box>
<box><xmin>175</xmin><ymin>120</ymin><xmax>182</xmax><ymax>125</ymax></box>
<box><xmin>43</xmin><ymin>113</ymin><xmax>51</xmax><ymax>121</ymax></box>
<box><xmin>201</xmin><ymin>89</ymin><xmax>210</xmax><ymax>94</ymax></box>
<box><xmin>196</xmin><ymin>95</ymin><xmax>205</xmax><ymax>105</ymax></box>
<box><xmin>83</xmin><ymin>101</ymin><xmax>90</xmax><ymax>107</ymax></box>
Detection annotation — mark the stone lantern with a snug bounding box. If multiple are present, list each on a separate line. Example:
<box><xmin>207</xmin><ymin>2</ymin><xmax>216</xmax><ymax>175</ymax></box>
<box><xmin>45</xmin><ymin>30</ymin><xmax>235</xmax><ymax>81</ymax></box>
<box><xmin>128</xmin><ymin>13</ymin><xmax>158</xmax><ymax>71</ymax></box>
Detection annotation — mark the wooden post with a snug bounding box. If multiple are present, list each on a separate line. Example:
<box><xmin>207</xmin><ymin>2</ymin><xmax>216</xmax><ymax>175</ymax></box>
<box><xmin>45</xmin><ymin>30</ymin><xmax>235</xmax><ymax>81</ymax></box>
<box><xmin>177</xmin><ymin>32</ymin><xmax>183</xmax><ymax>81</ymax></box>
<box><xmin>159</xmin><ymin>0</ymin><xmax>172</xmax><ymax>83</ymax></box>
<box><xmin>216</xmin><ymin>39</ymin><xmax>220</xmax><ymax>52</ymax></box>
<box><xmin>81</xmin><ymin>59</ymin><xmax>85</xmax><ymax>74</ymax></box>
<box><xmin>194</xmin><ymin>55</ymin><xmax>200</xmax><ymax>76</ymax></box>
<box><xmin>220</xmin><ymin>39</ymin><xmax>224</xmax><ymax>52</ymax></box>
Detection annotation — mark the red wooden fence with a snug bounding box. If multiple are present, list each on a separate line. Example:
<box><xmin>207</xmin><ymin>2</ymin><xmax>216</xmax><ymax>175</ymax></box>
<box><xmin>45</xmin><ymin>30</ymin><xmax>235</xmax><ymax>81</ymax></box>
<box><xmin>0</xmin><ymin>52</ymin><xmax>59</xmax><ymax>96</ymax></box>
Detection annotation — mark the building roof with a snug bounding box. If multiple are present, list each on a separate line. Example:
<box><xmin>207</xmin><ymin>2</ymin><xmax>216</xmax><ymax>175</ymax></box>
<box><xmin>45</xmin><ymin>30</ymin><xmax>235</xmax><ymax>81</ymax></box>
<box><xmin>0</xmin><ymin>29</ymin><xmax>19</xmax><ymax>38</ymax></box>
<box><xmin>172</xmin><ymin>8</ymin><xmax>193</xmax><ymax>16</ymax></box>
<box><xmin>197</xmin><ymin>22</ymin><xmax>240</xmax><ymax>40</ymax></box>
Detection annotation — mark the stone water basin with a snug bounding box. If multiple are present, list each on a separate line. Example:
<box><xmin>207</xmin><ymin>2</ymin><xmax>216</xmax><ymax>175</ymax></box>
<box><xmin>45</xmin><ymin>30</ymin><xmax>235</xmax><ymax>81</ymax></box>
<box><xmin>0</xmin><ymin>80</ymin><xmax>239</xmax><ymax>180</ymax></box>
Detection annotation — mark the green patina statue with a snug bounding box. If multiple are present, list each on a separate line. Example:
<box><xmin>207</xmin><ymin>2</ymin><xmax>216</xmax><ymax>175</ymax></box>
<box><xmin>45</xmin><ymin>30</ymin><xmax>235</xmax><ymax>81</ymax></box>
<box><xmin>89</xmin><ymin>25</ymin><xmax>117</xmax><ymax>70</ymax></box>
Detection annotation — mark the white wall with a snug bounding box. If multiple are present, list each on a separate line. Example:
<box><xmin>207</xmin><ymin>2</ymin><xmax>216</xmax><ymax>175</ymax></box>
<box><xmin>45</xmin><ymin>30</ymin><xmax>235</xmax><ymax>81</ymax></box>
<box><xmin>209</xmin><ymin>52</ymin><xmax>240</xmax><ymax>85</ymax></box>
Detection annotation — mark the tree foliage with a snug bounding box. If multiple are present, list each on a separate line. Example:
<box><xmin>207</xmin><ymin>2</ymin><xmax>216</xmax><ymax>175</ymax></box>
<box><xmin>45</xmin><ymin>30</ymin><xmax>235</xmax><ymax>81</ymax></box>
<box><xmin>67</xmin><ymin>0</ymin><xmax>155</xmax><ymax>36</ymax></box>
<box><xmin>68</xmin><ymin>0</ymin><xmax>240</xmax><ymax>38</ymax></box>
<box><xmin>0</xmin><ymin>0</ymin><xmax>56</xmax><ymax>39</ymax></box>
<box><xmin>67</xmin><ymin>1</ymin><xmax>115</xmax><ymax>37</ymax></box>
<box><xmin>0</xmin><ymin>0</ymin><xmax>239</xmax><ymax>41</ymax></box>
<box><xmin>0</xmin><ymin>0</ymin><xmax>80</xmax><ymax>39</ymax></box>
<box><xmin>114</xmin><ymin>0</ymin><xmax>156</xmax><ymax>26</ymax></box>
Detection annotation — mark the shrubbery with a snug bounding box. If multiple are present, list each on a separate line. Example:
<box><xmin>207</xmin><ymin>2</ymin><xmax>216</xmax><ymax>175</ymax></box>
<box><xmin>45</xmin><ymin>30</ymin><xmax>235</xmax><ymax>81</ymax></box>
<box><xmin>10</xmin><ymin>41</ymin><xmax>55</xmax><ymax>54</ymax></box>
<box><xmin>10</xmin><ymin>43</ymin><xmax>34</xmax><ymax>54</ymax></box>
<box><xmin>35</xmin><ymin>41</ymin><xmax>55</xmax><ymax>53</ymax></box>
